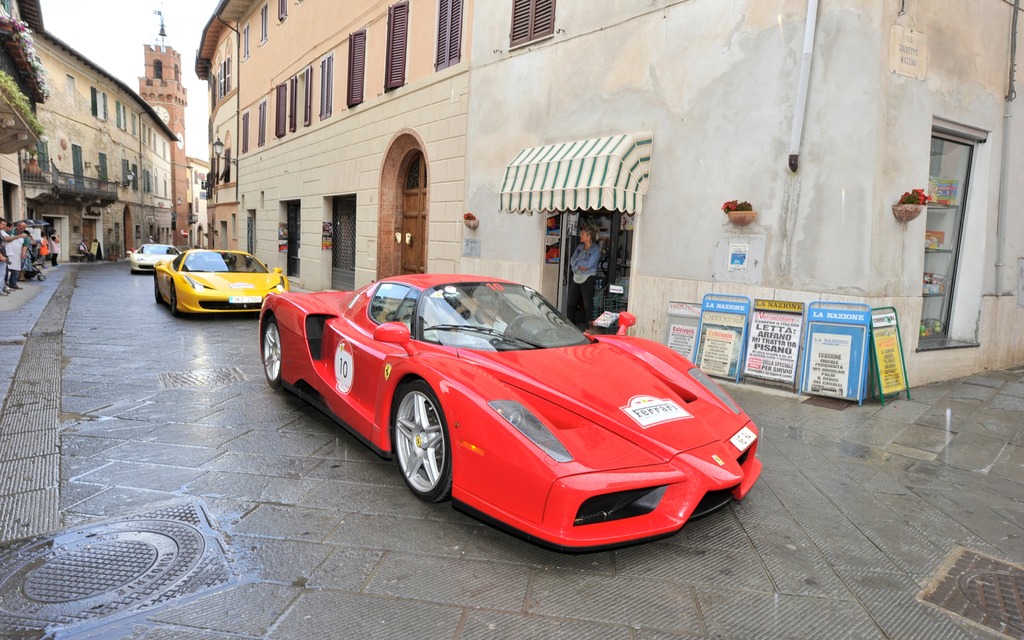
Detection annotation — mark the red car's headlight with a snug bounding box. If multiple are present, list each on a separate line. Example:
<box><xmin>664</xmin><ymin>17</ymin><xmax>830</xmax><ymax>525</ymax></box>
<box><xmin>489</xmin><ymin>400</ymin><xmax>573</xmax><ymax>463</ymax></box>
<box><xmin>688</xmin><ymin>366</ymin><xmax>741</xmax><ymax>414</ymax></box>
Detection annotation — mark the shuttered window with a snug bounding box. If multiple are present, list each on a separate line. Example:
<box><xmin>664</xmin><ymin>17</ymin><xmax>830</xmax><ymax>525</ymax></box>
<box><xmin>435</xmin><ymin>0</ymin><xmax>463</xmax><ymax>71</ymax></box>
<box><xmin>278</xmin><ymin>0</ymin><xmax>288</xmax><ymax>21</ymax></box>
<box><xmin>384</xmin><ymin>2</ymin><xmax>408</xmax><ymax>91</ymax></box>
<box><xmin>241</xmin><ymin>112</ymin><xmax>250</xmax><ymax>154</ymax></box>
<box><xmin>510</xmin><ymin>0</ymin><xmax>555</xmax><ymax>48</ymax></box>
<box><xmin>320</xmin><ymin>53</ymin><xmax>334</xmax><ymax>119</ymax></box>
<box><xmin>289</xmin><ymin>75</ymin><xmax>298</xmax><ymax>132</ymax></box>
<box><xmin>258</xmin><ymin>101</ymin><xmax>267</xmax><ymax>147</ymax></box>
<box><xmin>303</xmin><ymin>66</ymin><xmax>313</xmax><ymax>126</ymax></box>
<box><xmin>347</xmin><ymin>30</ymin><xmax>365</xmax><ymax>108</ymax></box>
<box><xmin>275</xmin><ymin>83</ymin><xmax>287</xmax><ymax>138</ymax></box>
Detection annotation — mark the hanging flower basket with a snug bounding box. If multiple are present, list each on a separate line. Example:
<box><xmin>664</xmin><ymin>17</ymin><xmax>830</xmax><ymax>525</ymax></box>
<box><xmin>891</xmin><ymin>204</ymin><xmax>924</xmax><ymax>222</ymax></box>
<box><xmin>463</xmin><ymin>213</ymin><xmax>478</xmax><ymax>230</ymax></box>
<box><xmin>892</xmin><ymin>188</ymin><xmax>930</xmax><ymax>222</ymax></box>
<box><xmin>722</xmin><ymin>200</ymin><xmax>757</xmax><ymax>226</ymax></box>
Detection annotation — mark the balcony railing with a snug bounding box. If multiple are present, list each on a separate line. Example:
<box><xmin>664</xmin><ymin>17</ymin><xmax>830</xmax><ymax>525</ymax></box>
<box><xmin>22</xmin><ymin>162</ymin><xmax>118</xmax><ymax>200</ymax></box>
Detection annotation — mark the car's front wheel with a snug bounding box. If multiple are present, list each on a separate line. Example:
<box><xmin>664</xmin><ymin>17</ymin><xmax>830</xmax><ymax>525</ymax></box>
<box><xmin>261</xmin><ymin>317</ymin><xmax>283</xmax><ymax>390</ymax></box>
<box><xmin>153</xmin><ymin>277</ymin><xmax>163</xmax><ymax>304</ymax></box>
<box><xmin>169</xmin><ymin>284</ymin><xmax>181</xmax><ymax>317</ymax></box>
<box><xmin>392</xmin><ymin>381</ymin><xmax>452</xmax><ymax>503</ymax></box>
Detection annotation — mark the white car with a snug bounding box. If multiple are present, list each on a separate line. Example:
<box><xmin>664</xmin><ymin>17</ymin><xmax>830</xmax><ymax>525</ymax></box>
<box><xmin>128</xmin><ymin>244</ymin><xmax>180</xmax><ymax>274</ymax></box>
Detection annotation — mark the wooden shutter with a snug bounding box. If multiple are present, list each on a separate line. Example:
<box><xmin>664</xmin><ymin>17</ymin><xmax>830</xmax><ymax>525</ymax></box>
<box><xmin>435</xmin><ymin>0</ymin><xmax>463</xmax><ymax>71</ymax></box>
<box><xmin>91</xmin><ymin>87</ymin><xmax>97</xmax><ymax>116</ymax></box>
<box><xmin>289</xmin><ymin>75</ymin><xmax>298</xmax><ymax>132</ymax></box>
<box><xmin>278</xmin><ymin>0</ymin><xmax>287</xmax><ymax>21</ymax></box>
<box><xmin>320</xmin><ymin>55</ymin><xmax>334</xmax><ymax>119</ymax></box>
<box><xmin>275</xmin><ymin>83</ymin><xmax>287</xmax><ymax>138</ymax></box>
<box><xmin>533</xmin><ymin>0</ymin><xmax>556</xmax><ymax>39</ymax></box>
<box><xmin>258</xmin><ymin>102</ymin><xmax>266</xmax><ymax>146</ymax></box>
<box><xmin>347</xmin><ymin>31</ymin><xmax>365</xmax><ymax>107</ymax></box>
<box><xmin>241</xmin><ymin>112</ymin><xmax>250</xmax><ymax>153</ymax></box>
<box><xmin>384</xmin><ymin>2</ymin><xmax>408</xmax><ymax>91</ymax></box>
<box><xmin>303</xmin><ymin>66</ymin><xmax>313</xmax><ymax>126</ymax></box>
<box><xmin>510</xmin><ymin>0</ymin><xmax>555</xmax><ymax>47</ymax></box>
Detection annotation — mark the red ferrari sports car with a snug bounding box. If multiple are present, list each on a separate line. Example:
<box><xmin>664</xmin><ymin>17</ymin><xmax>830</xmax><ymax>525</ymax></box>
<box><xmin>259</xmin><ymin>275</ymin><xmax>761</xmax><ymax>551</ymax></box>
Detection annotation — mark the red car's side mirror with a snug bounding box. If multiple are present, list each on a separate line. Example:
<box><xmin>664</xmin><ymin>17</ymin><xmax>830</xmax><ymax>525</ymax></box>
<box><xmin>374</xmin><ymin>322</ymin><xmax>416</xmax><ymax>355</ymax></box>
<box><xmin>616</xmin><ymin>311</ymin><xmax>637</xmax><ymax>335</ymax></box>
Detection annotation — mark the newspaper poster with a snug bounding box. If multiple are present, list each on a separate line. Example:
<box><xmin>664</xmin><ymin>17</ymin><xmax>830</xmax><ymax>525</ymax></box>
<box><xmin>695</xmin><ymin>309</ymin><xmax>747</xmax><ymax>379</ymax></box>
<box><xmin>806</xmin><ymin>332</ymin><xmax>853</xmax><ymax>398</ymax></box>
<box><xmin>666</xmin><ymin>301</ymin><xmax>701</xmax><ymax>360</ymax></box>
<box><xmin>744</xmin><ymin>304</ymin><xmax>803</xmax><ymax>383</ymax></box>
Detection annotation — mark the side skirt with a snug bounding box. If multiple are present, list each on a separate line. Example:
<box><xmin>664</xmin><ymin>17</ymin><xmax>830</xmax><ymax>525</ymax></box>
<box><xmin>283</xmin><ymin>379</ymin><xmax>391</xmax><ymax>460</ymax></box>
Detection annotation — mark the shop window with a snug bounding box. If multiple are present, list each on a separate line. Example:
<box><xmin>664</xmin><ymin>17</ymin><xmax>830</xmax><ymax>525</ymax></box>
<box><xmin>919</xmin><ymin>130</ymin><xmax>978</xmax><ymax>349</ymax></box>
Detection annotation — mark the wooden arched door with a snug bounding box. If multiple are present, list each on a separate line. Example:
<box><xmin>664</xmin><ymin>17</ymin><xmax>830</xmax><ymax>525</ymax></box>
<box><xmin>401</xmin><ymin>152</ymin><xmax>427</xmax><ymax>275</ymax></box>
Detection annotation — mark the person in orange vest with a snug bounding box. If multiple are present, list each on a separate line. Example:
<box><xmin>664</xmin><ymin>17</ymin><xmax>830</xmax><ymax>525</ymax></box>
<box><xmin>38</xmin><ymin>234</ymin><xmax>49</xmax><ymax>269</ymax></box>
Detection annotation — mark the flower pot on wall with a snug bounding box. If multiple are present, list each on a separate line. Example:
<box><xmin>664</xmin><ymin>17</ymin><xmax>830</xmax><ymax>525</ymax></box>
<box><xmin>726</xmin><ymin>210</ymin><xmax>758</xmax><ymax>226</ymax></box>
<box><xmin>892</xmin><ymin>204</ymin><xmax>924</xmax><ymax>222</ymax></box>
<box><xmin>464</xmin><ymin>219</ymin><xmax>479</xmax><ymax>230</ymax></box>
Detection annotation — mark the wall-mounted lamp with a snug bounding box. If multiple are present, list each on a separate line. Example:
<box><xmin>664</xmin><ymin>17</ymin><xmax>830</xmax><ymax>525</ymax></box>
<box><xmin>212</xmin><ymin>137</ymin><xmax>236</xmax><ymax>164</ymax></box>
<box><xmin>121</xmin><ymin>171</ymin><xmax>135</xmax><ymax>187</ymax></box>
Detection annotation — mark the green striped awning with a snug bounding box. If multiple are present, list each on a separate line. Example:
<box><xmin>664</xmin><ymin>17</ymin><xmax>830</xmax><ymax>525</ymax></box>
<box><xmin>499</xmin><ymin>132</ymin><xmax>654</xmax><ymax>215</ymax></box>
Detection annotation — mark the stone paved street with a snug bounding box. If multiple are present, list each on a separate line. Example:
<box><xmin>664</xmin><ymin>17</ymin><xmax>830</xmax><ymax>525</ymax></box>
<box><xmin>0</xmin><ymin>262</ymin><xmax>1022</xmax><ymax>639</ymax></box>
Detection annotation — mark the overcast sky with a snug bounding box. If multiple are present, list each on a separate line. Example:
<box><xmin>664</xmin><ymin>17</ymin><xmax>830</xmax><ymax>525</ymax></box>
<box><xmin>40</xmin><ymin>0</ymin><xmax>220</xmax><ymax>158</ymax></box>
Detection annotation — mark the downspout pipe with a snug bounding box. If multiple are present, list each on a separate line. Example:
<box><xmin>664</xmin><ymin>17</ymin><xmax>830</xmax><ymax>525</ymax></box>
<box><xmin>995</xmin><ymin>0</ymin><xmax>1019</xmax><ymax>294</ymax></box>
<box><xmin>788</xmin><ymin>0</ymin><xmax>820</xmax><ymax>172</ymax></box>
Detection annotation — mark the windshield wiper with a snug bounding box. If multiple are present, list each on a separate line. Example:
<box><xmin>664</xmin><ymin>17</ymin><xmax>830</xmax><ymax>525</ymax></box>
<box><xmin>424</xmin><ymin>324</ymin><xmax>540</xmax><ymax>348</ymax></box>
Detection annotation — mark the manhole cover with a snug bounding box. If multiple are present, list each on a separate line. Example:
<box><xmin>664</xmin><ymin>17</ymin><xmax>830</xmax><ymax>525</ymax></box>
<box><xmin>801</xmin><ymin>395</ymin><xmax>851</xmax><ymax>411</ymax></box>
<box><xmin>159</xmin><ymin>367</ymin><xmax>246</xmax><ymax>389</ymax></box>
<box><xmin>921</xmin><ymin>547</ymin><xmax>1024</xmax><ymax>638</ymax></box>
<box><xmin>0</xmin><ymin>500</ymin><xmax>236</xmax><ymax>637</ymax></box>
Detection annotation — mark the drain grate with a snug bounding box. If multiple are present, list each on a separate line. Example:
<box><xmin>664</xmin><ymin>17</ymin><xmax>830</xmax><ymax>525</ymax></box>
<box><xmin>921</xmin><ymin>547</ymin><xmax>1024</xmax><ymax>638</ymax></box>
<box><xmin>0</xmin><ymin>499</ymin><xmax>236</xmax><ymax>637</ymax></box>
<box><xmin>159</xmin><ymin>367</ymin><xmax>246</xmax><ymax>389</ymax></box>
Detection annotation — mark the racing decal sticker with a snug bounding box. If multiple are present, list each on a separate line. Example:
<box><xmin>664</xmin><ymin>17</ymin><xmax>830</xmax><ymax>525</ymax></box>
<box><xmin>384</xmin><ymin>363</ymin><xmax>392</xmax><ymax>381</ymax></box>
<box><xmin>335</xmin><ymin>342</ymin><xmax>354</xmax><ymax>393</ymax></box>
<box><xmin>620</xmin><ymin>395</ymin><xmax>692</xmax><ymax>428</ymax></box>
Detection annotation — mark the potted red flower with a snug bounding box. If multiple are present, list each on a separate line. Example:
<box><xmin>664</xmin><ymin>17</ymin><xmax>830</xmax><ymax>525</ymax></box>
<box><xmin>892</xmin><ymin>188</ymin><xmax>931</xmax><ymax>222</ymax></box>
<box><xmin>463</xmin><ymin>212</ymin><xmax>478</xmax><ymax>230</ymax></box>
<box><xmin>722</xmin><ymin>200</ymin><xmax>757</xmax><ymax>226</ymax></box>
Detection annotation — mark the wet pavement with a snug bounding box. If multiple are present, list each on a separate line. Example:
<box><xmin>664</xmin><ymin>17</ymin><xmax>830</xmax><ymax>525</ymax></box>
<box><xmin>0</xmin><ymin>262</ymin><xmax>1022</xmax><ymax>639</ymax></box>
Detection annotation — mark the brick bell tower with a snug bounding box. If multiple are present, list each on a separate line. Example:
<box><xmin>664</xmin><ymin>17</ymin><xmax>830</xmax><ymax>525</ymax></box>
<box><xmin>139</xmin><ymin>12</ymin><xmax>189</xmax><ymax>242</ymax></box>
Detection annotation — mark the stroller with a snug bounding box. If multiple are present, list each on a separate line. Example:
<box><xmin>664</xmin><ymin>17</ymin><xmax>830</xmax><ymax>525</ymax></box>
<box><xmin>16</xmin><ymin>219</ymin><xmax>48</xmax><ymax>282</ymax></box>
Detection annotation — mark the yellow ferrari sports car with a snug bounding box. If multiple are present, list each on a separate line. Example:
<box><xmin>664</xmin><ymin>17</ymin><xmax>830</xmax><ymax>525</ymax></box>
<box><xmin>153</xmin><ymin>250</ymin><xmax>289</xmax><ymax>316</ymax></box>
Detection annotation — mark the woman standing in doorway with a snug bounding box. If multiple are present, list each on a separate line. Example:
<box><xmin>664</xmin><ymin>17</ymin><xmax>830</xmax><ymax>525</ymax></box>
<box><xmin>49</xmin><ymin>233</ymin><xmax>60</xmax><ymax>267</ymax></box>
<box><xmin>566</xmin><ymin>222</ymin><xmax>601</xmax><ymax>330</ymax></box>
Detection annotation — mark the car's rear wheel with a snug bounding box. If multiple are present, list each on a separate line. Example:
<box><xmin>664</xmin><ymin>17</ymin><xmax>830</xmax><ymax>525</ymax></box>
<box><xmin>392</xmin><ymin>381</ymin><xmax>452</xmax><ymax>503</ymax></box>
<box><xmin>169</xmin><ymin>285</ymin><xmax>181</xmax><ymax>317</ymax></box>
<box><xmin>261</xmin><ymin>317</ymin><xmax>283</xmax><ymax>389</ymax></box>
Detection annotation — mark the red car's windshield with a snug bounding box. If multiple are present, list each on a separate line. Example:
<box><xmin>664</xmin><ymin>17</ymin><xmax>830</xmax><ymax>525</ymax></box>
<box><xmin>417</xmin><ymin>282</ymin><xmax>588</xmax><ymax>350</ymax></box>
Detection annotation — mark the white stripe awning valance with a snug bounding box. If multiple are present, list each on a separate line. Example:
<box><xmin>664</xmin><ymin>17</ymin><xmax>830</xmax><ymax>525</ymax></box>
<box><xmin>499</xmin><ymin>131</ymin><xmax>653</xmax><ymax>215</ymax></box>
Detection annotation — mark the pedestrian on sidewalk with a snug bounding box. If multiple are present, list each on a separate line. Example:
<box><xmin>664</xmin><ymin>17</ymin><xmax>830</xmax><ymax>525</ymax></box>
<box><xmin>2</xmin><ymin>218</ymin><xmax>30</xmax><ymax>290</ymax></box>
<box><xmin>38</xmin><ymin>234</ymin><xmax>49</xmax><ymax>269</ymax></box>
<box><xmin>49</xmin><ymin>232</ymin><xmax>61</xmax><ymax>267</ymax></box>
<box><xmin>0</xmin><ymin>220</ymin><xmax>8</xmax><ymax>295</ymax></box>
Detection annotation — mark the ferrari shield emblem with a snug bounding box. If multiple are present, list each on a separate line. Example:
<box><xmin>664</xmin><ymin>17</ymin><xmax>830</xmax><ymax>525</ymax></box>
<box><xmin>712</xmin><ymin>454</ymin><xmax>725</xmax><ymax>466</ymax></box>
<box><xmin>384</xmin><ymin>363</ymin><xmax>392</xmax><ymax>380</ymax></box>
